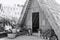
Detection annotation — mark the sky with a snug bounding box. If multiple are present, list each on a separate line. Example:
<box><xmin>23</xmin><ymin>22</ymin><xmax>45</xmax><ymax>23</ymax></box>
<box><xmin>55</xmin><ymin>0</ymin><xmax>60</xmax><ymax>5</ymax></box>
<box><xmin>0</xmin><ymin>0</ymin><xmax>26</xmax><ymax>6</ymax></box>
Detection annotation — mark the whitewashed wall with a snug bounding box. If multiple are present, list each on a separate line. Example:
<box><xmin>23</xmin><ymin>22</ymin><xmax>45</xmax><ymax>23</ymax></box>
<box><xmin>25</xmin><ymin>0</ymin><xmax>51</xmax><ymax>30</ymax></box>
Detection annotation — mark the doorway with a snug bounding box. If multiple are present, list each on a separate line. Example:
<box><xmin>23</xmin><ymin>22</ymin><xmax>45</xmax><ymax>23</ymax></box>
<box><xmin>32</xmin><ymin>12</ymin><xmax>39</xmax><ymax>33</ymax></box>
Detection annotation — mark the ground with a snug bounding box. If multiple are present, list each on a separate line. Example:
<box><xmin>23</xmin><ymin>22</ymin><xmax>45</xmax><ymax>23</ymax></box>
<box><xmin>0</xmin><ymin>36</ymin><xmax>46</xmax><ymax>40</ymax></box>
<box><xmin>0</xmin><ymin>33</ymin><xmax>46</xmax><ymax>40</ymax></box>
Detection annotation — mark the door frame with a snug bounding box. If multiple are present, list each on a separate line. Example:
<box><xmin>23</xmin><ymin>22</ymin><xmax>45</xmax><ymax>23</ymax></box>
<box><xmin>32</xmin><ymin>12</ymin><xmax>39</xmax><ymax>33</ymax></box>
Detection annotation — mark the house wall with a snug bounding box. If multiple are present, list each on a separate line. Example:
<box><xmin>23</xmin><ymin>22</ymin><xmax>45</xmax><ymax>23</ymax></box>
<box><xmin>25</xmin><ymin>0</ymin><xmax>52</xmax><ymax>31</ymax></box>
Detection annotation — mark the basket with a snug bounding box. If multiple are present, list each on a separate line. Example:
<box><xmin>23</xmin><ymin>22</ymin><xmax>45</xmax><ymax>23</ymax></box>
<box><xmin>7</xmin><ymin>33</ymin><xmax>16</xmax><ymax>39</ymax></box>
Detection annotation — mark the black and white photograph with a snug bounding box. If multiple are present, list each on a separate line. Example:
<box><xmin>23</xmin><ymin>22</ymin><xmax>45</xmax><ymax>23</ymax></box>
<box><xmin>0</xmin><ymin>0</ymin><xmax>60</xmax><ymax>40</ymax></box>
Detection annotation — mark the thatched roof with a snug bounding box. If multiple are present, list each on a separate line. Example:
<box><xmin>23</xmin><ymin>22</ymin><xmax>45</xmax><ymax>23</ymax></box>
<box><xmin>37</xmin><ymin>0</ymin><xmax>60</xmax><ymax>39</ymax></box>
